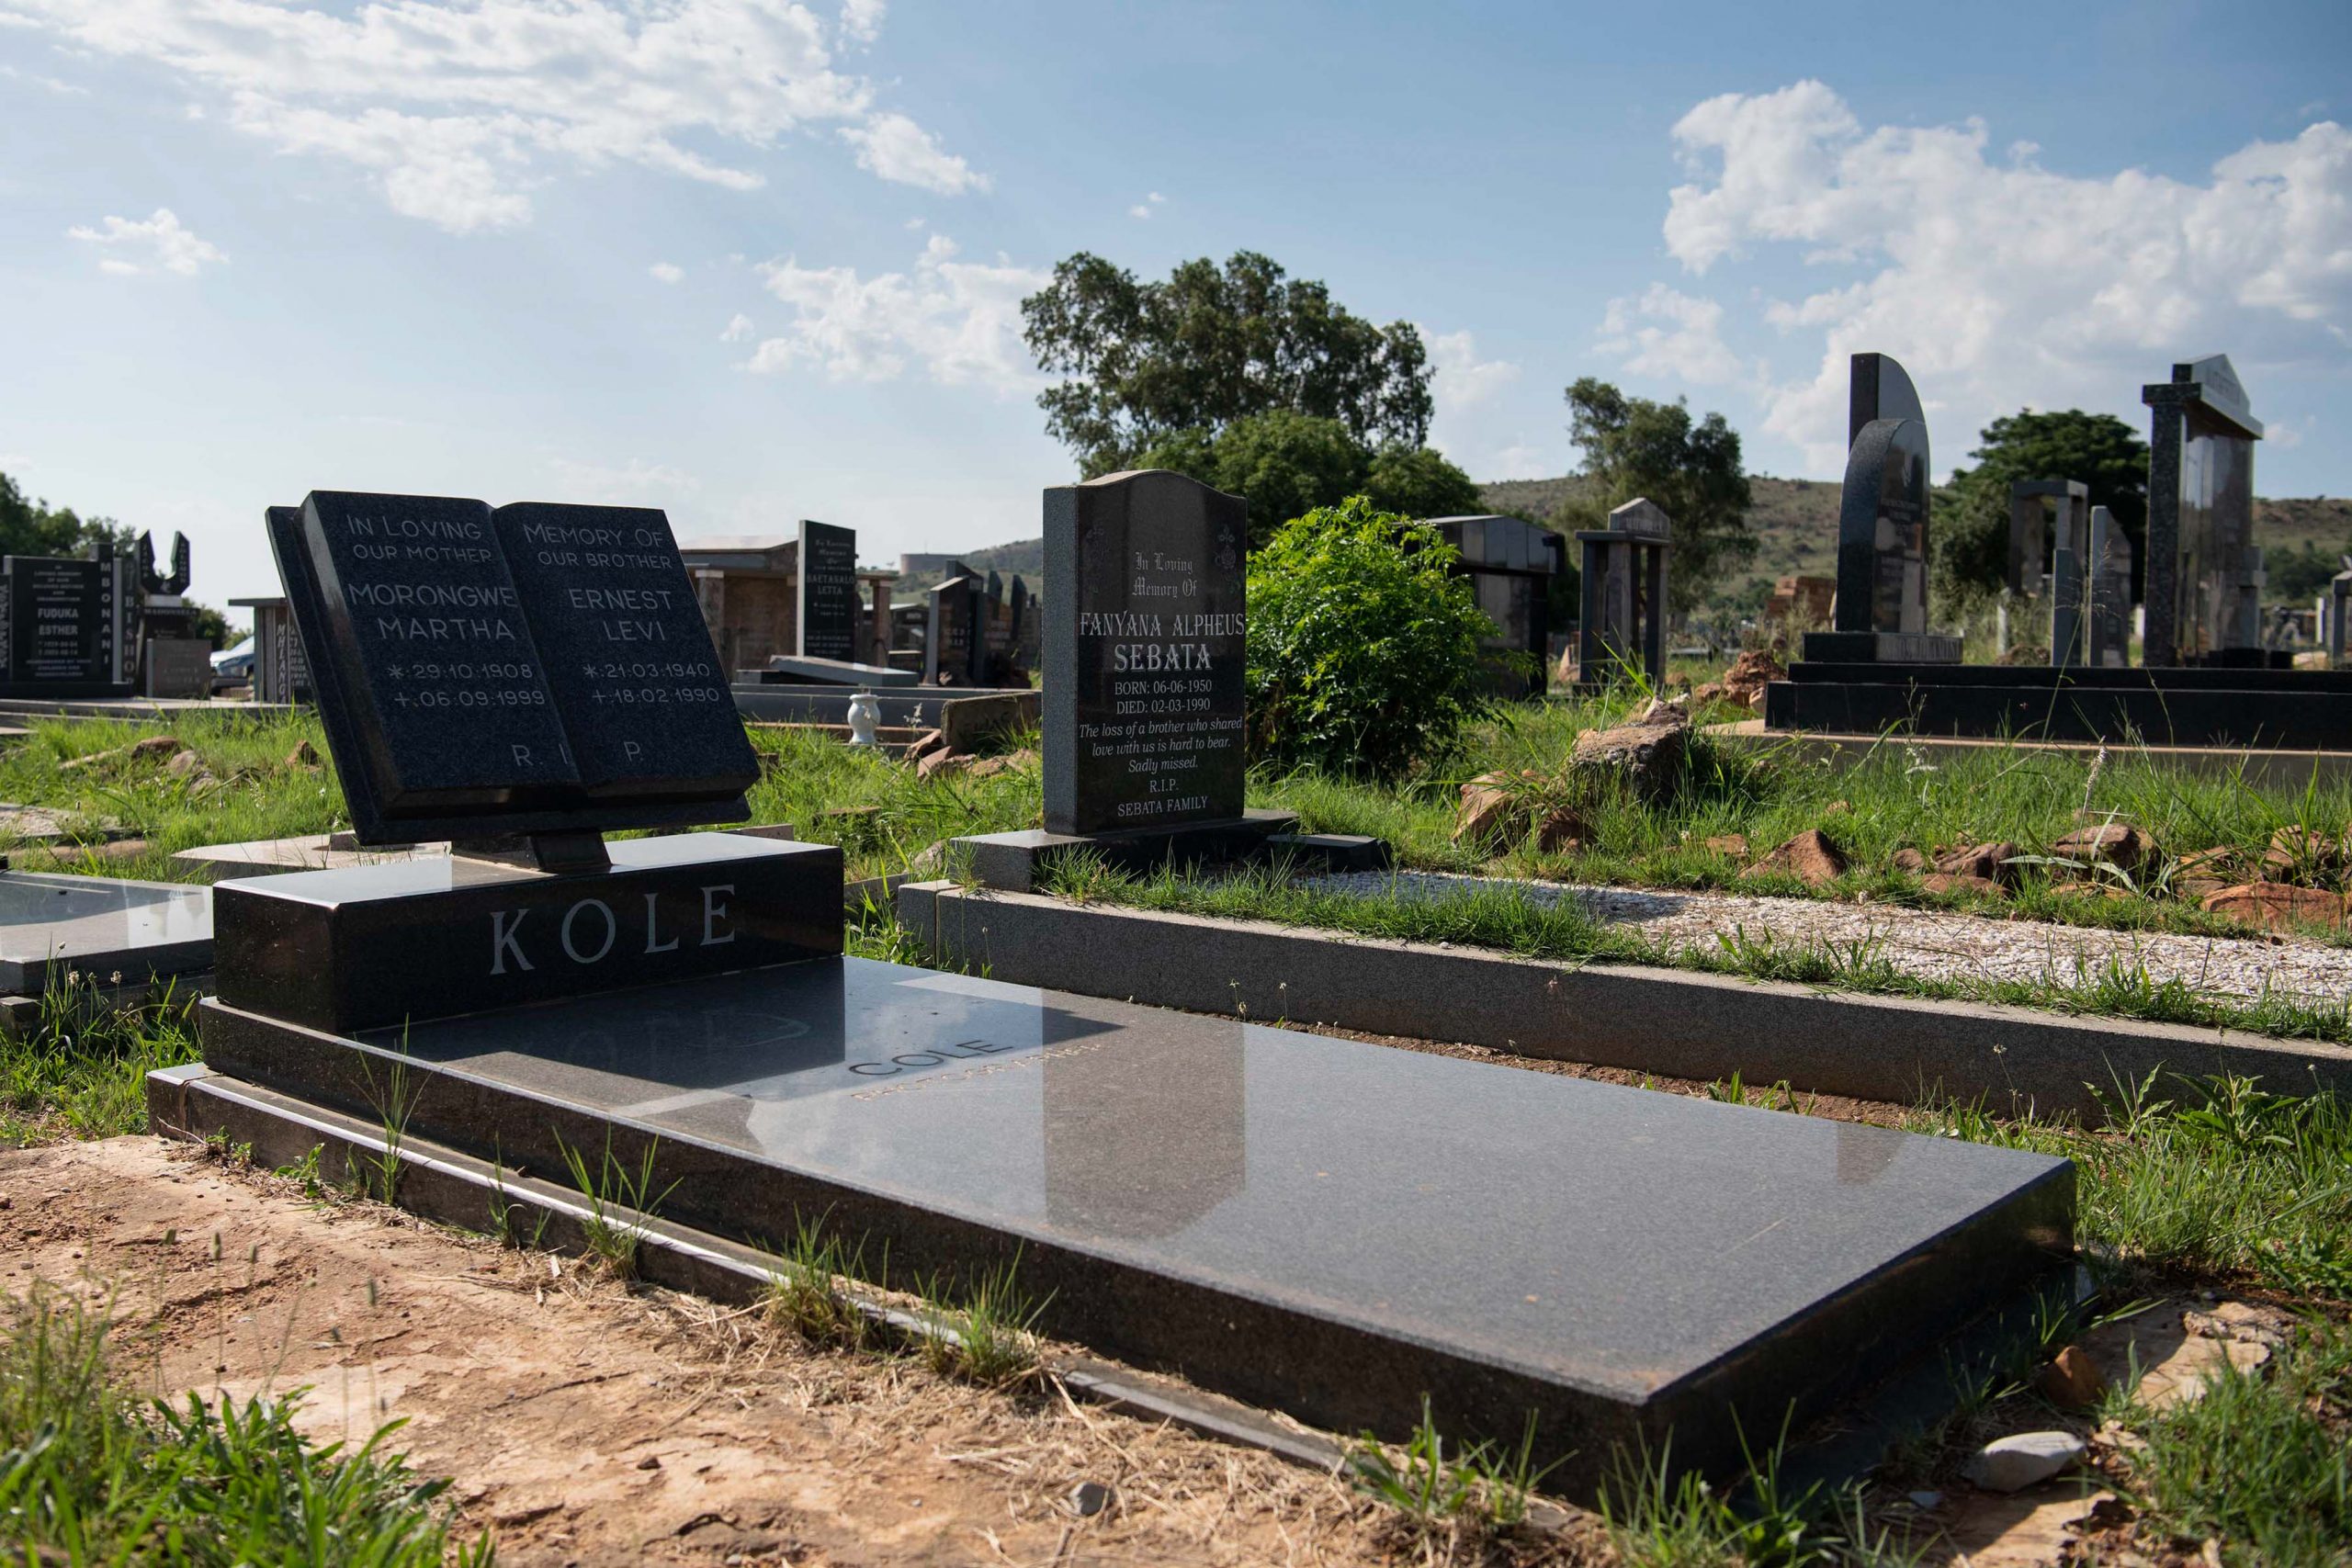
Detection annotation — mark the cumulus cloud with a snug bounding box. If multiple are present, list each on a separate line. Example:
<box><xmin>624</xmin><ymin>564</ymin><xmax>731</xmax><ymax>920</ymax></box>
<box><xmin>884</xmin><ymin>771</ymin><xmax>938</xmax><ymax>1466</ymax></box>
<box><xmin>838</xmin><ymin>112</ymin><xmax>988</xmax><ymax>196</ymax></box>
<box><xmin>0</xmin><ymin>0</ymin><xmax>986</xmax><ymax>232</ymax></box>
<box><xmin>745</xmin><ymin>232</ymin><xmax>1044</xmax><ymax>391</ymax></box>
<box><xmin>1128</xmin><ymin>191</ymin><xmax>1165</xmax><ymax>219</ymax></box>
<box><xmin>649</xmin><ymin>261</ymin><xmax>684</xmax><ymax>284</ymax></box>
<box><xmin>1611</xmin><ymin>80</ymin><xmax>2352</xmax><ymax>472</ymax></box>
<box><xmin>1419</xmin><ymin>327</ymin><xmax>1550</xmax><ymax>479</ymax></box>
<box><xmin>66</xmin><ymin>208</ymin><xmax>226</xmax><ymax>276</ymax></box>
<box><xmin>1595</xmin><ymin>285</ymin><xmax>1750</xmax><ymax>387</ymax></box>
<box><xmin>719</xmin><ymin>312</ymin><xmax>755</xmax><ymax>343</ymax></box>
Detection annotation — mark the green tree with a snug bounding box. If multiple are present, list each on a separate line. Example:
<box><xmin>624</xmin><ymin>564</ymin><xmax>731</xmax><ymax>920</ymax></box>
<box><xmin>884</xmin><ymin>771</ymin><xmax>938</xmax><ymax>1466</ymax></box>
<box><xmin>1363</xmin><ymin>443</ymin><xmax>1485</xmax><ymax>520</ymax></box>
<box><xmin>1135</xmin><ymin>412</ymin><xmax>1483</xmax><ymax>545</ymax></box>
<box><xmin>0</xmin><ymin>472</ymin><xmax>98</xmax><ymax>558</ymax></box>
<box><xmin>1936</xmin><ymin>409</ymin><xmax>2150</xmax><ymax>609</ymax></box>
<box><xmin>1553</xmin><ymin>378</ymin><xmax>1752</xmax><ymax>616</ymax></box>
<box><xmin>1246</xmin><ymin>496</ymin><xmax>1496</xmax><ymax>781</ymax></box>
<box><xmin>2267</xmin><ymin>539</ymin><xmax>2352</xmax><ymax>607</ymax></box>
<box><xmin>1023</xmin><ymin>251</ymin><xmax>1432</xmax><ymax>475</ymax></box>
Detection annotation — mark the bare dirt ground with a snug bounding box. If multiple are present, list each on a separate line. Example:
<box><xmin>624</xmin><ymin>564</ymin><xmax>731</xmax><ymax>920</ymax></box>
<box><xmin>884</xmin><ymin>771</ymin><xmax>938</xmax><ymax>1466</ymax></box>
<box><xmin>0</xmin><ymin>1136</ymin><xmax>1461</xmax><ymax>1568</ymax></box>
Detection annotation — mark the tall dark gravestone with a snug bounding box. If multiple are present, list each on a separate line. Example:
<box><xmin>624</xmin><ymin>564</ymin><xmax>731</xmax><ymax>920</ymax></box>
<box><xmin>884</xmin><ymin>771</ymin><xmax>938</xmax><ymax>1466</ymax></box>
<box><xmin>1804</xmin><ymin>353</ymin><xmax>1960</xmax><ymax>664</ymax></box>
<box><xmin>2143</xmin><ymin>355</ymin><xmax>2265</xmax><ymax>668</ymax></box>
<box><xmin>1043</xmin><ymin>469</ymin><xmax>1249</xmax><ymax>836</ymax></box>
<box><xmin>795</xmin><ymin>519</ymin><xmax>858</xmax><ymax>661</ymax></box>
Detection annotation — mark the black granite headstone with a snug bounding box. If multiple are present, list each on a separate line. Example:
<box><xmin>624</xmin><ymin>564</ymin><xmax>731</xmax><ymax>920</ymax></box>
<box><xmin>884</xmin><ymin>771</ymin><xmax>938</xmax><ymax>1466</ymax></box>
<box><xmin>1808</xmin><ymin>352</ymin><xmax>1960</xmax><ymax>664</ymax></box>
<box><xmin>1044</xmin><ymin>469</ymin><xmax>1248</xmax><ymax>837</ymax></box>
<box><xmin>493</xmin><ymin>502</ymin><xmax>760</xmax><ymax>804</ymax></box>
<box><xmin>6</xmin><ymin>558</ymin><xmax>110</xmax><ymax>683</ymax></box>
<box><xmin>269</xmin><ymin>491</ymin><xmax>754</xmax><ymax>843</ymax></box>
<box><xmin>2143</xmin><ymin>355</ymin><xmax>2264</xmax><ymax>667</ymax></box>
<box><xmin>795</xmin><ymin>520</ymin><xmax>858</xmax><ymax>661</ymax></box>
<box><xmin>1849</xmin><ymin>351</ymin><xmax>1926</xmax><ymax>445</ymax></box>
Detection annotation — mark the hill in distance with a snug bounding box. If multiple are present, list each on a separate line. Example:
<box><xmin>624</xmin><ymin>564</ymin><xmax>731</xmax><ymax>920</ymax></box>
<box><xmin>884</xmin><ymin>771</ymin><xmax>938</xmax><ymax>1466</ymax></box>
<box><xmin>915</xmin><ymin>476</ymin><xmax>2352</xmax><ymax>599</ymax></box>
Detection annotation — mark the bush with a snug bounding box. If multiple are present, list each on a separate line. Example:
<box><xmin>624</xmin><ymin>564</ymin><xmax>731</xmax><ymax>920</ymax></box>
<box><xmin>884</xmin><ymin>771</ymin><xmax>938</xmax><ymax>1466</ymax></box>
<box><xmin>1246</xmin><ymin>497</ymin><xmax>1495</xmax><ymax>781</ymax></box>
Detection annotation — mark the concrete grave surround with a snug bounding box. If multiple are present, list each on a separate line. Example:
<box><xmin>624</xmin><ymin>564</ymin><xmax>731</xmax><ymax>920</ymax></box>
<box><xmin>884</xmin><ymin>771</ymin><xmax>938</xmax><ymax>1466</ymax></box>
<box><xmin>0</xmin><ymin>871</ymin><xmax>211</xmax><ymax>994</ymax></box>
<box><xmin>1043</xmin><ymin>470</ymin><xmax>1248</xmax><ymax>837</ymax></box>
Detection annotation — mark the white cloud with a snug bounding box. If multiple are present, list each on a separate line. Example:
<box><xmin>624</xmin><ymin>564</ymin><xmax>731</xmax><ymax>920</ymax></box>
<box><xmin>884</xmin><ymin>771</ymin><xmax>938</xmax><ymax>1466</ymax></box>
<box><xmin>65</xmin><ymin>208</ymin><xmax>226</xmax><ymax>276</ymax></box>
<box><xmin>719</xmin><ymin>312</ymin><xmax>755</xmax><ymax>343</ymax></box>
<box><xmin>1633</xmin><ymin>81</ymin><xmax>2352</xmax><ymax>473</ymax></box>
<box><xmin>650</xmin><ymin>261</ymin><xmax>684</xmax><ymax>284</ymax></box>
<box><xmin>745</xmin><ymin>232</ymin><xmax>1044</xmax><ymax>391</ymax></box>
<box><xmin>1129</xmin><ymin>190</ymin><xmax>1166</xmax><ymax>219</ymax></box>
<box><xmin>545</xmin><ymin>455</ymin><xmax>697</xmax><ymax>502</ymax></box>
<box><xmin>838</xmin><ymin>111</ymin><xmax>988</xmax><ymax>196</ymax></box>
<box><xmin>839</xmin><ymin>0</ymin><xmax>884</xmax><ymax>45</ymax></box>
<box><xmin>0</xmin><ymin>0</ymin><xmax>985</xmax><ymax>232</ymax></box>
<box><xmin>1419</xmin><ymin>326</ymin><xmax>1545</xmax><ymax>479</ymax></box>
<box><xmin>1595</xmin><ymin>285</ymin><xmax>1749</xmax><ymax>386</ymax></box>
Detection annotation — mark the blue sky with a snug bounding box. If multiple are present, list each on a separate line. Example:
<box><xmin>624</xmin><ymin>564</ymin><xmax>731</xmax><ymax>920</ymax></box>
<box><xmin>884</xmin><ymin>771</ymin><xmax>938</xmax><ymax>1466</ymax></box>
<box><xmin>3</xmin><ymin>0</ymin><xmax>2347</xmax><ymax>608</ymax></box>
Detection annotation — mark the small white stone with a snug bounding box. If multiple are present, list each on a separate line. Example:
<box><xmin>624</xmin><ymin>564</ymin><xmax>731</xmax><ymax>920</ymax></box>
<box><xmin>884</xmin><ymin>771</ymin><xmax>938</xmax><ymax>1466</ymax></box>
<box><xmin>1964</xmin><ymin>1431</ymin><xmax>2085</xmax><ymax>1493</ymax></box>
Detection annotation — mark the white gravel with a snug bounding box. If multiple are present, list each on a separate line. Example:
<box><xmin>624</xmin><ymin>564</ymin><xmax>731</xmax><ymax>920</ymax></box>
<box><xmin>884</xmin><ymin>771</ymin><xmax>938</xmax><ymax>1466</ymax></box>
<box><xmin>1299</xmin><ymin>869</ymin><xmax>2352</xmax><ymax>1010</ymax></box>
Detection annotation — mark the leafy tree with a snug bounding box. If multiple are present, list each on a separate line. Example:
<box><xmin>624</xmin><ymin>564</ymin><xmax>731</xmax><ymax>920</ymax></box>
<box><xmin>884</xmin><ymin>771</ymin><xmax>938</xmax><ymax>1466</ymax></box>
<box><xmin>1935</xmin><ymin>410</ymin><xmax>2149</xmax><ymax>609</ymax></box>
<box><xmin>2267</xmin><ymin>539</ymin><xmax>2352</xmax><ymax>607</ymax></box>
<box><xmin>1552</xmin><ymin>378</ymin><xmax>1752</xmax><ymax>616</ymax></box>
<box><xmin>0</xmin><ymin>472</ymin><xmax>97</xmax><ymax>558</ymax></box>
<box><xmin>1023</xmin><ymin>251</ymin><xmax>1432</xmax><ymax>475</ymax></box>
<box><xmin>1363</xmin><ymin>443</ymin><xmax>1485</xmax><ymax>520</ymax></box>
<box><xmin>1135</xmin><ymin>412</ymin><xmax>1483</xmax><ymax>545</ymax></box>
<box><xmin>1246</xmin><ymin>496</ymin><xmax>1496</xmax><ymax>781</ymax></box>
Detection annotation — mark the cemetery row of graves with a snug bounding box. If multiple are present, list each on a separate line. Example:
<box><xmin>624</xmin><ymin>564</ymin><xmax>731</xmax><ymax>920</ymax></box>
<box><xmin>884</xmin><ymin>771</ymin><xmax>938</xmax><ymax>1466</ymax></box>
<box><xmin>0</xmin><ymin>352</ymin><xmax>2345</xmax><ymax>1565</ymax></box>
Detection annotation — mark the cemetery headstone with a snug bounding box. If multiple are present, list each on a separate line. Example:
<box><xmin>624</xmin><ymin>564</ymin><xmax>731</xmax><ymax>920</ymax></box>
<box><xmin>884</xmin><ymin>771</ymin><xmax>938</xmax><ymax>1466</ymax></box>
<box><xmin>266</xmin><ymin>491</ymin><xmax>758</xmax><ymax>845</ymax></box>
<box><xmin>923</xmin><ymin>574</ymin><xmax>982</xmax><ymax>686</ymax></box>
<box><xmin>2087</xmin><ymin>506</ymin><xmax>2134</xmax><ymax>669</ymax></box>
<box><xmin>1576</xmin><ymin>498</ymin><xmax>1671</xmax><ymax>687</ymax></box>
<box><xmin>795</xmin><ymin>520</ymin><xmax>858</xmax><ymax>661</ymax></box>
<box><xmin>2143</xmin><ymin>355</ymin><xmax>2265</xmax><ymax>667</ymax></box>
<box><xmin>1804</xmin><ymin>353</ymin><xmax>1959</xmax><ymax>664</ymax></box>
<box><xmin>0</xmin><ymin>548</ymin><xmax>136</xmax><ymax>696</ymax></box>
<box><xmin>218</xmin><ymin>489</ymin><xmax>832</xmax><ymax>1032</ymax></box>
<box><xmin>2009</xmin><ymin>480</ymin><xmax>2091</xmax><ymax>667</ymax></box>
<box><xmin>135</xmin><ymin>530</ymin><xmax>212</xmax><ymax>698</ymax></box>
<box><xmin>1042</xmin><ymin>469</ymin><xmax>1248</xmax><ymax>837</ymax></box>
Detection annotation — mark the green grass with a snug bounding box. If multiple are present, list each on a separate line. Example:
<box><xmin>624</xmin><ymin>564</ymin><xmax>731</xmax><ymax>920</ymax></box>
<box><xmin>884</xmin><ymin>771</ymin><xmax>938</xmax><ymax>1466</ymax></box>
<box><xmin>0</xmin><ymin>972</ymin><xmax>198</xmax><ymax>1145</ymax></box>
<box><xmin>2104</xmin><ymin>1316</ymin><xmax>2352</xmax><ymax>1566</ymax></box>
<box><xmin>0</xmin><ymin>1283</ymin><xmax>492</xmax><ymax>1565</ymax></box>
<box><xmin>1905</xmin><ymin>1071</ymin><xmax>2352</xmax><ymax>1297</ymax></box>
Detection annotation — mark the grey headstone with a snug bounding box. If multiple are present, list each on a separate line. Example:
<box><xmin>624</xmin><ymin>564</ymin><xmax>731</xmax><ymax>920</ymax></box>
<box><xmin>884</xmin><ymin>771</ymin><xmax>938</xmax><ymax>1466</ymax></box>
<box><xmin>1043</xmin><ymin>469</ymin><xmax>1248</xmax><ymax>837</ymax></box>
<box><xmin>795</xmin><ymin>519</ymin><xmax>858</xmax><ymax>661</ymax></box>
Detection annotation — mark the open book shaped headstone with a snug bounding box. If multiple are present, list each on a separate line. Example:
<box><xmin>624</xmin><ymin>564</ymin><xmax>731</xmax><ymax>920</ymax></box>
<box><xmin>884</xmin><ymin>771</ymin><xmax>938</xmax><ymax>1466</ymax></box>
<box><xmin>268</xmin><ymin>491</ymin><xmax>758</xmax><ymax>863</ymax></box>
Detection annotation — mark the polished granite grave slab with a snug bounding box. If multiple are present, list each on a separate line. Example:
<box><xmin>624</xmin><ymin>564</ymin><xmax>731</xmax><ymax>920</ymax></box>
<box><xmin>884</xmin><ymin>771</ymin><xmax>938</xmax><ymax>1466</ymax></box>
<box><xmin>0</xmin><ymin>871</ymin><xmax>211</xmax><ymax>992</ymax></box>
<box><xmin>198</xmin><ymin>956</ymin><xmax>2073</xmax><ymax>1493</ymax></box>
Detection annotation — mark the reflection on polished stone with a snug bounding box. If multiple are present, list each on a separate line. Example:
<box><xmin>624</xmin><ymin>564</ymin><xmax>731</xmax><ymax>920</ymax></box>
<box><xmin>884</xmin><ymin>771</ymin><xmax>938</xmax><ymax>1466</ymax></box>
<box><xmin>349</xmin><ymin>956</ymin><xmax>2068</xmax><ymax>1399</ymax></box>
<box><xmin>0</xmin><ymin>871</ymin><xmax>212</xmax><ymax>989</ymax></box>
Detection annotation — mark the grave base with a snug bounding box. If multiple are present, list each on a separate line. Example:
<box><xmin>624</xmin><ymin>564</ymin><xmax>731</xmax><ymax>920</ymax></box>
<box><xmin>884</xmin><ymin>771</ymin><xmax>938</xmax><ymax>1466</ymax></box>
<box><xmin>952</xmin><ymin>809</ymin><xmax>1388</xmax><ymax>893</ymax></box>
<box><xmin>0</xmin><ymin>870</ymin><xmax>212</xmax><ymax>996</ymax></box>
<box><xmin>1767</xmin><ymin>661</ymin><xmax>2352</xmax><ymax>749</ymax></box>
<box><xmin>210</xmin><ymin>832</ymin><xmax>842</xmax><ymax>1035</ymax></box>
<box><xmin>188</xmin><ymin>954</ymin><xmax>2072</xmax><ymax>1500</ymax></box>
<box><xmin>1799</xmin><ymin>631</ymin><xmax>1964</xmax><ymax>663</ymax></box>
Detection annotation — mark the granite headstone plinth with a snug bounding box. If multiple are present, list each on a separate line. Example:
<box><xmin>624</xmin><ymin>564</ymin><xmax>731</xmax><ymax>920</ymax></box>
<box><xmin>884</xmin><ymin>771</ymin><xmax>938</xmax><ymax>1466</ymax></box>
<box><xmin>2087</xmin><ymin>506</ymin><xmax>2133</xmax><ymax>669</ymax></box>
<box><xmin>0</xmin><ymin>871</ymin><xmax>211</xmax><ymax>998</ymax></box>
<box><xmin>795</xmin><ymin>520</ymin><xmax>859</xmax><ymax>662</ymax></box>
<box><xmin>1042</xmin><ymin>469</ymin><xmax>1249</xmax><ymax>837</ymax></box>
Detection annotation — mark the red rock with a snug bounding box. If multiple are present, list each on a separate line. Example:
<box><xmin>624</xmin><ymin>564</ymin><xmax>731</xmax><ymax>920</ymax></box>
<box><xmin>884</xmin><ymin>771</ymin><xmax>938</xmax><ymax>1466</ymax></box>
<box><xmin>1741</xmin><ymin>829</ymin><xmax>1847</xmax><ymax>888</ymax></box>
<box><xmin>1921</xmin><ymin>872</ymin><xmax>2001</xmax><ymax>897</ymax></box>
<box><xmin>2052</xmin><ymin>822</ymin><xmax>2150</xmax><ymax>874</ymax></box>
<box><xmin>1936</xmin><ymin>840</ymin><xmax>2021</xmax><ymax>887</ymax></box>
<box><xmin>1453</xmin><ymin>772</ymin><xmax>1534</xmax><ymax>845</ymax></box>
<box><xmin>915</xmin><ymin>748</ymin><xmax>969</xmax><ymax>780</ymax></box>
<box><xmin>1720</xmin><ymin>649</ymin><xmax>1785</xmax><ymax>707</ymax></box>
<box><xmin>2050</xmin><ymin>878</ymin><xmax>2133</xmax><ymax>901</ymax></box>
<box><xmin>1703</xmin><ymin>833</ymin><xmax>1749</xmax><ymax>859</ymax></box>
<box><xmin>1891</xmin><ymin>847</ymin><xmax>1928</xmax><ymax>874</ymax></box>
<box><xmin>284</xmin><ymin>739</ymin><xmax>322</xmax><ymax>769</ymax></box>
<box><xmin>2200</xmin><ymin>882</ymin><xmax>2349</xmax><ymax>933</ymax></box>
<box><xmin>905</xmin><ymin>728</ymin><xmax>946</xmax><ymax>761</ymax></box>
<box><xmin>2035</xmin><ymin>1346</ymin><xmax>2108</xmax><ymax>1411</ymax></box>
<box><xmin>1570</xmin><ymin>708</ymin><xmax>1689</xmax><ymax>803</ymax></box>
<box><xmin>1534</xmin><ymin>808</ymin><xmax>1587</xmax><ymax>854</ymax></box>
<box><xmin>2262</xmin><ymin>826</ymin><xmax>2343</xmax><ymax>881</ymax></box>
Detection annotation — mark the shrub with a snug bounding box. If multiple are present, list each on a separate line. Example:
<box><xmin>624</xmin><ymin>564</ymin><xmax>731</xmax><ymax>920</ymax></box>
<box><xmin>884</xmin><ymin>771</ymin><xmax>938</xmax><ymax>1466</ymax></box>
<box><xmin>1246</xmin><ymin>497</ymin><xmax>1495</xmax><ymax>781</ymax></box>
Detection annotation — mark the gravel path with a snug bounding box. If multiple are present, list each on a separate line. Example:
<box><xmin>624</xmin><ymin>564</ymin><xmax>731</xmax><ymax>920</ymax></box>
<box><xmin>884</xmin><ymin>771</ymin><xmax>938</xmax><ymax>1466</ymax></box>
<box><xmin>1300</xmin><ymin>869</ymin><xmax>2352</xmax><ymax>1009</ymax></box>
